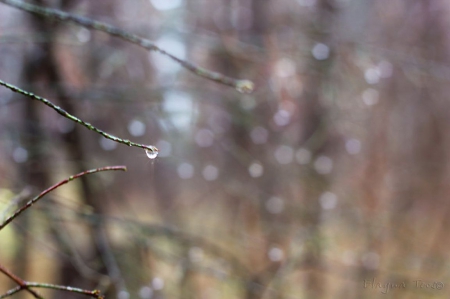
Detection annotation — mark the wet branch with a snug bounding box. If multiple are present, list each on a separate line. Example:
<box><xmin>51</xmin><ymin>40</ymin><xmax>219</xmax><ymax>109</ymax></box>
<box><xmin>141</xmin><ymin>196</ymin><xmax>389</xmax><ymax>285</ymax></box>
<box><xmin>0</xmin><ymin>166</ymin><xmax>127</xmax><ymax>231</ymax></box>
<box><xmin>0</xmin><ymin>79</ymin><xmax>158</xmax><ymax>154</ymax></box>
<box><xmin>0</xmin><ymin>0</ymin><xmax>254</xmax><ymax>93</ymax></box>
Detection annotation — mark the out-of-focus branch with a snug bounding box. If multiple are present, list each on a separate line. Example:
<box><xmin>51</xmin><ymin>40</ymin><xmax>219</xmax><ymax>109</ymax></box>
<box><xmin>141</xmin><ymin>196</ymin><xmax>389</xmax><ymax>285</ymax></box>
<box><xmin>0</xmin><ymin>0</ymin><xmax>254</xmax><ymax>93</ymax></box>
<box><xmin>0</xmin><ymin>166</ymin><xmax>127</xmax><ymax>231</ymax></box>
<box><xmin>0</xmin><ymin>263</ymin><xmax>44</xmax><ymax>299</ymax></box>
<box><xmin>0</xmin><ymin>79</ymin><xmax>158</xmax><ymax>154</ymax></box>
<box><xmin>0</xmin><ymin>188</ymin><xmax>32</xmax><ymax>221</ymax></box>
<box><xmin>78</xmin><ymin>214</ymin><xmax>251</xmax><ymax>276</ymax></box>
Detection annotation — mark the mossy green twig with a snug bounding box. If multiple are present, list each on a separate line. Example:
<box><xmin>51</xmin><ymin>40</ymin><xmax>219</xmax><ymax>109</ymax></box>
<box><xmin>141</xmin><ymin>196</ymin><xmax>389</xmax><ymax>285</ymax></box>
<box><xmin>0</xmin><ymin>79</ymin><xmax>158</xmax><ymax>154</ymax></box>
<box><xmin>0</xmin><ymin>0</ymin><xmax>254</xmax><ymax>93</ymax></box>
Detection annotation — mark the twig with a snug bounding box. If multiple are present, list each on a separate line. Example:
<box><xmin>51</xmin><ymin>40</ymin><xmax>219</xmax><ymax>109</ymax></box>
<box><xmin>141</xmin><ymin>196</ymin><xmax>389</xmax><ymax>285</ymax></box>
<box><xmin>0</xmin><ymin>281</ymin><xmax>104</xmax><ymax>299</ymax></box>
<box><xmin>0</xmin><ymin>263</ymin><xmax>44</xmax><ymax>299</ymax></box>
<box><xmin>0</xmin><ymin>79</ymin><xmax>158</xmax><ymax>154</ymax></box>
<box><xmin>0</xmin><ymin>0</ymin><xmax>255</xmax><ymax>93</ymax></box>
<box><xmin>0</xmin><ymin>166</ymin><xmax>127</xmax><ymax>231</ymax></box>
<box><xmin>0</xmin><ymin>286</ymin><xmax>22</xmax><ymax>299</ymax></box>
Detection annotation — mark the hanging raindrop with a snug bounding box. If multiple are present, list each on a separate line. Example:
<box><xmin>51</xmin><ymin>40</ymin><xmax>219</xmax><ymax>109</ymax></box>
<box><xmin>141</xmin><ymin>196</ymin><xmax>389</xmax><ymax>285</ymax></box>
<box><xmin>145</xmin><ymin>146</ymin><xmax>159</xmax><ymax>159</ymax></box>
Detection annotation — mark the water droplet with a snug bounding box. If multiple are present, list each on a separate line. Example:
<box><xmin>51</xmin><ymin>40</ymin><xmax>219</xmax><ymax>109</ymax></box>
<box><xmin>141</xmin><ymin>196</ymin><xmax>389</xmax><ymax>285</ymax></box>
<box><xmin>250</xmin><ymin>126</ymin><xmax>268</xmax><ymax>144</ymax></box>
<box><xmin>152</xmin><ymin>277</ymin><xmax>164</xmax><ymax>290</ymax></box>
<box><xmin>274</xmin><ymin>58</ymin><xmax>296</xmax><ymax>77</ymax></box>
<box><xmin>346</xmin><ymin>138</ymin><xmax>361</xmax><ymax>155</ymax></box>
<box><xmin>274</xmin><ymin>145</ymin><xmax>294</xmax><ymax>164</ymax></box>
<box><xmin>76</xmin><ymin>28</ymin><xmax>91</xmax><ymax>43</ymax></box>
<box><xmin>362</xmin><ymin>88</ymin><xmax>379</xmax><ymax>106</ymax></box>
<box><xmin>314</xmin><ymin>156</ymin><xmax>333</xmax><ymax>174</ymax></box>
<box><xmin>266</xmin><ymin>196</ymin><xmax>284</xmax><ymax>214</ymax></box>
<box><xmin>312</xmin><ymin>43</ymin><xmax>330</xmax><ymax>60</ymax></box>
<box><xmin>248</xmin><ymin>162</ymin><xmax>264</xmax><ymax>177</ymax></box>
<box><xmin>273</xmin><ymin>109</ymin><xmax>291</xmax><ymax>126</ymax></box>
<box><xmin>236</xmin><ymin>80</ymin><xmax>255</xmax><ymax>94</ymax></box>
<box><xmin>139</xmin><ymin>286</ymin><xmax>153</xmax><ymax>299</ymax></box>
<box><xmin>145</xmin><ymin>146</ymin><xmax>159</xmax><ymax>159</ymax></box>
<box><xmin>128</xmin><ymin>119</ymin><xmax>146</xmax><ymax>137</ymax></box>
<box><xmin>117</xmin><ymin>290</ymin><xmax>130</xmax><ymax>299</ymax></box>
<box><xmin>295</xmin><ymin>148</ymin><xmax>311</xmax><ymax>164</ymax></box>
<box><xmin>364</xmin><ymin>68</ymin><xmax>380</xmax><ymax>84</ymax></box>
<box><xmin>177</xmin><ymin>162</ymin><xmax>194</xmax><ymax>179</ymax></box>
<box><xmin>268</xmin><ymin>247</ymin><xmax>284</xmax><ymax>262</ymax></box>
<box><xmin>319</xmin><ymin>191</ymin><xmax>337</xmax><ymax>210</ymax></box>
<box><xmin>202</xmin><ymin>165</ymin><xmax>219</xmax><ymax>181</ymax></box>
<box><xmin>13</xmin><ymin>147</ymin><xmax>28</xmax><ymax>163</ymax></box>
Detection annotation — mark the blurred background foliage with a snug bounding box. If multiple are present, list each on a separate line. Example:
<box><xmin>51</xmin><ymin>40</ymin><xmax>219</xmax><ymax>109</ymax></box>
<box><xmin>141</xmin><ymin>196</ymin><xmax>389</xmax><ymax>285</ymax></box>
<box><xmin>1</xmin><ymin>0</ymin><xmax>450</xmax><ymax>298</ymax></box>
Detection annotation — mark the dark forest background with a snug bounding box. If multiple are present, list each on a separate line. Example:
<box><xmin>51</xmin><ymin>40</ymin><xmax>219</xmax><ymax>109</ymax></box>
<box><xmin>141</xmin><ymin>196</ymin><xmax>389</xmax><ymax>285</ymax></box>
<box><xmin>1</xmin><ymin>0</ymin><xmax>450</xmax><ymax>298</ymax></box>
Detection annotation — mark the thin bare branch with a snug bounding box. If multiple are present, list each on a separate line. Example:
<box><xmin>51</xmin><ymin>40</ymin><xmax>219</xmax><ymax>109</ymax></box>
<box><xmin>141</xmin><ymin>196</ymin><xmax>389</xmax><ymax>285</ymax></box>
<box><xmin>0</xmin><ymin>187</ymin><xmax>32</xmax><ymax>221</ymax></box>
<box><xmin>0</xmin><ymin>0</ymin><xmax>254</xmax><ymax>93</ymax></box>
<box><xmin>0</xmin><ymin>80</ymin><xmax>158</xmax><ymax>154</ymax></box>
<box><xmin>0</xmin><ymin>166</ymin><xmax>127</xmax><ymax>231</ymax></box>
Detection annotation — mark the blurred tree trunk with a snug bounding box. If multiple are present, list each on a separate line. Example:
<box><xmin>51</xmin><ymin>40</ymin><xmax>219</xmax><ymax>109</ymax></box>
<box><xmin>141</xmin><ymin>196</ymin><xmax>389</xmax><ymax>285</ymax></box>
<box><xmin>12</xmin><ymin>1</ymin><xmax>124</xmax><ymax>298</ymax></box>
<box><xmin>47</xmin><ymin>1</ymin><xmax>125</xmax><ymax>297</ymax></box>
<box><xmin>14</xmin><ymin>56</ymin><xmax>51</xmax><ymax>299</ymax></box>
<box><xmin>12</xmin><ymin>2</ymin><xmax>53</xmax><ymax>298</ymax></box>
<box><xmin>299</xmin><ymin>0</ymin><xmax>338</xmax><ymax>298</ymax></box>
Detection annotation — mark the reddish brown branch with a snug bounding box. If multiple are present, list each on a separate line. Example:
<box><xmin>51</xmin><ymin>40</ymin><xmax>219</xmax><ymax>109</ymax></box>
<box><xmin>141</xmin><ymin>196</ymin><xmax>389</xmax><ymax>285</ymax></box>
<box><xmin>0</xmin><ymin>166</ymin><xmax>127</xmax><ymax>231</ymax></box>
<box><xmin>0</xmin><ymin>263</ymin><xmax>44</xmax><ymax>299</ymax></box>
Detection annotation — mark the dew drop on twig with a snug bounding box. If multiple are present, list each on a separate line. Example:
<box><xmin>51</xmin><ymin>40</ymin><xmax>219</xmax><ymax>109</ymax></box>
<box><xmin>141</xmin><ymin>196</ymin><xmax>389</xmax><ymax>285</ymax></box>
<box><xmin>145</xmin><ymin>146</ymin><xmax>159</xmax><ymax>159</ymax></box>
<box><xmin>236</xmin><ymin>80</ymin><xmax>255</xmax><ymax>94</ymax></box>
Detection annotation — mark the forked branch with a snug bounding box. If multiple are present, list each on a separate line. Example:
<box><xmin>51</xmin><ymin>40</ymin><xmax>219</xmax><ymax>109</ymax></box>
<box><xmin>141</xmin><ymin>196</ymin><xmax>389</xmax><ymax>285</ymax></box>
<box><xmin>0</xmin><ymin>263</ymin><xmax>104</xmax><ymax>299</ymax></box>
<box><xmin>0</xmin><ymin>283</ymin><xmax>104</xmax><ymax>299</ymax></box>
<box><xmin>0</xmin><ymin>264</ymin><xmax>44</xmax><ymax>299</ymax></box>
